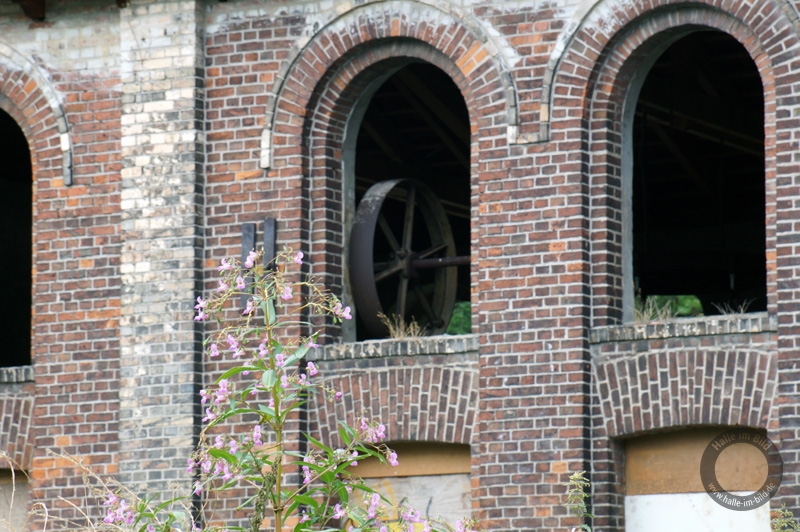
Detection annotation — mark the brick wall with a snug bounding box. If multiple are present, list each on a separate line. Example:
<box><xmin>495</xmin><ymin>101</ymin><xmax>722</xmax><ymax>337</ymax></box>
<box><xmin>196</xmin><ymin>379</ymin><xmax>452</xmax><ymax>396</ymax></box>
<box><xmin>117</xmin><ymin>0</ymin><xmax>205</xmax><ymax>494</ymax></box>
<box><xmin>0</xmin><ymin>0</ymin><xmax>798</xmax><ymax>530</ymax></box>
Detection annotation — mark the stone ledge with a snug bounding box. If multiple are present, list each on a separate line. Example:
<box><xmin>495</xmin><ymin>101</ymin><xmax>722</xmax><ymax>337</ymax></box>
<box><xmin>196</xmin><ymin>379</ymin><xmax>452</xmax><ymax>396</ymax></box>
<box><xmin>316</xmin><ymin>334</ymin><xmax>480</xmax><ymax>361</ymax></box>
<box><xmin>0</xmin><ymin>365</ymin><xmax>34</xmax><ymax>383</ymax></box>
<box><xmin>590</xmin><ymin>312</ymin><xmax>776</xmax><ymax>344</ymax></box>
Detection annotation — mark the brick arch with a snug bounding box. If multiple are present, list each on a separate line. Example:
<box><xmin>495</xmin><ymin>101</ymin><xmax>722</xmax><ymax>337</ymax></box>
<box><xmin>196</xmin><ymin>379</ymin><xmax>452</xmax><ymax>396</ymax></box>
<box><xmin>0</xmin><ymin>47</ymin><xmax>74</xmax><ymax>471</ymax></box>
<box><xmin>313</xmin><ymin>365</ymin><xmax>478</xmax><ymax>445</ymax></box>
<box><xmin>559</xmin><ymin>5</ymin><xmax>784</xmax><ymax>325</ymax></box>
<box><xmin>543</xmin><ymin>0</ymin><xmax>795</xmax><ymax>139</ymax></box>
<box><xmin>0</xmin><ymin>45</ymin><xmax>72</xmax><ymax>186</ymax></box>
<box><xmin>260</xmin><ymin>0</ymin><xmax>517</xmax><ymax>169</ymax></box>
<box><xmin>301</xmin><ymin>40</ymin><xmax>480</xmax><ymax>333</ymax></box>
<box><xmin>594</xmin><ymin>348</ymin><xmax>777</xmax><ymax>438</ymax></box>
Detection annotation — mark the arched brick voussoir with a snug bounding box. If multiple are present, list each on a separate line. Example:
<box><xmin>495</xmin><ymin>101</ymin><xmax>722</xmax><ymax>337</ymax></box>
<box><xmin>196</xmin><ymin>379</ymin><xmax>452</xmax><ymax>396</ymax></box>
<box><xmin>312</xmin><ymin>365</ymin><xmax>479</xmax><ymax>445</ymax></box>
<box><xmin>594</xmin><ymin>349</ymin><xmax>777</xmax><ymax>438</ymax></box>
<box><xmin>0</xmin><ymin>42</ymin><xmax>73</xmax><ymax>185</ymax></box>
<box><xmin>260</xmin><ymin>0</ymin><xmax>519</xmax><ymax>169</ymax></box>
<box><xmin>544</xmin><ymin>0</ymin><xmax>798</xmax><ymax>139</ymax></box>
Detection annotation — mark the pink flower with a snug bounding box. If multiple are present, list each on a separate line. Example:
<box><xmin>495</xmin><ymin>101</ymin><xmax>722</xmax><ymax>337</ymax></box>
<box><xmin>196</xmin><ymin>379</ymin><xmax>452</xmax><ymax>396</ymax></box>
<box><xmin>388</xmin><ymin>452</ymin><xmax>399</xmax><ymax>466</ymax></box>
<box><xmin>244</xmin><ymin>249</ymin><xmax>257</xmax><ymax>269</ymax></box>
<box><xmin>367</xmin><ymin>493</ymin><xmax>381</xmax><ymax>519</ymax></box>
<box><xmin>332</xmin><ymin>302</ymin><xmax>352</xmax><ymax>320</ymax></box>
<box><xmin>215</xmin><ymin>379</ymin><xmax>230</xmax><ymax>404</ymax></box>
<box><xmin>333</xmin><ymin>503</ymin><xmax>346</xmax><ymax>519</ymax></box>
<box><xmin>214</xmin><ymin>435</ymin><xmax>225</xmax><ymax>449</ymax></box>
<box><xmin>275</xmin><ymin>353</ymin><xmax>285</xmax><ymax>367</ymax></box>
<box><xmin>194</xmin><ymin>298</ymin><xmax>209</xmax><ymax>321</ymax></box>
<box><xmin>200</xmin><ymin>389</ymin><xmax>210</xmax><ymax>404</ymax></box>
<box><xmin>227</xmin><ymin>335</ymin><xmax>239</xmax><ymax>350</ymax></box>
<box><xmin>293</xmin><ymin>251</ymin><xmax>303</xmax><ymax>264</ymax></box>
<box><xmin>253</xmin><ymin>425</ymin><xmax>263</xmax><ymax>445</ymax></box>
<box><xmin>308</xmin><ymin>361</ymin><xmax>318</xmax><ymax>376</ymax></box>
<box><xmin>243</xmin><ymin>298</ymin><xmax>255</xmax><ymax>315</ymax></box>
<box><xmin>218</xmin><ymin>258</ymin><xmax>233</xmax><ymax>272</ymax></box>
<box><xmin>306</xmin><ymin>337</ymin><xmax>319</xmax><ymax>349</ymax></box>
<box><xmin>335</xmin><ymin>391</ymin><xmax>343</xmax><ymax>400</ymax></box>
<box><xmin>228</xmin><ymin>439</ymin><xmax>239</xmax><ymax>453</ymax></box>
<box><xmin>209</xmin><ymin>343</ymin><xmax>220</xmax><ymax>357</ymax></box>
<box><xmin>217</xmin><ymin>279</ymin><xmax>228</xmax><ymax>292</ymax></box>
<box><xmin>103</xmin><ymin>493</ymin><xmax>118</xmax><ymax>507</ymax></box>
<box><xmin>281</xmin><ymin>285</ymin><xmax>292</xmax><ymax>300</ymax></box>
<box><xmin>258</xmin><ymin>339</ymin><xmax>269</xmax><ymax>358</ymax></box>
<box><xmin>236</xmin><ymin>276</ymin><xmax>246</xmax><ymax>289</ymax></box>
<box><xmin>280</xmin><ymin>375</ymin><xmax>289</xmax><ymax>389</ymax></box>
<box><xmin>302</xmin><ymin>465</ymin><xmax>312</xmax><ymax>484</ymax></box>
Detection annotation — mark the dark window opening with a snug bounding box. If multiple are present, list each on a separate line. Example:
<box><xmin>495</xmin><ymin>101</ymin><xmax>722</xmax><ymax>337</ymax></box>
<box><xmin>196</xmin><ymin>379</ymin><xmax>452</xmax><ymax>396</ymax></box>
<box><xmin>353</xmin><ymin>63</ymin><xmax>470</xmax><ymax>340</ymax></box>
<box><xmin>0</xmin><ymin>109</ymin><xmax>32</xmax><ymax>366</ymax></box>
<box><xmin>633</xmin><ymin>31</ymin><xmax>766</xmax><ymax>316</ymax></box>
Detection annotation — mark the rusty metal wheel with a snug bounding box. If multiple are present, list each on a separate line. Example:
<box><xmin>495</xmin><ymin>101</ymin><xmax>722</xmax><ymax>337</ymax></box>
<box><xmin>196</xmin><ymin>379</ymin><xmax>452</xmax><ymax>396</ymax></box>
<box><xmin>349</xmin><ymin>178</ymin><xmax>469</xmax><ymax>338</ymax></box>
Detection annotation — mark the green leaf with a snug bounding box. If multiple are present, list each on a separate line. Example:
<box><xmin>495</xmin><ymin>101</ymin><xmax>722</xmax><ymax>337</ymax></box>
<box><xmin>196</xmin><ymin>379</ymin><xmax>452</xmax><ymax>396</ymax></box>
<box><xmin>285</xmin><ymin>343</ymin><xmax>309</xmax><ymax>367</ymax></box>
<box><xmin>267</xmin><ymin>297</ymin><xmax>277</xmax><ymax>325</ymax></box>
<box><xmin>262</xmin><ymin>369</ymin><xmax>276</xmax><ymax>388</ymax></box>
<box><xmin>257</xmin><ymin>403</ymin><xmax>276</xmax><ymax>417</ymax></box>
<box><xmin>305</xmin><ymin>432</ymin><xmax>332</xmax><ymax>454</ymax></box>
<box><xmin>208</xmin><ymin>448</ymin><xmax>237</xmax><ymax>464</ymax></box>
<box><xmin>338</xmin><ymin>422</ymin><xmax>354</xmax><ymax>446</ymax></box>
<box><xmin>218</xmin><ymin>365</ymin><xmax>260</xmax><ymax>381</ymax></box>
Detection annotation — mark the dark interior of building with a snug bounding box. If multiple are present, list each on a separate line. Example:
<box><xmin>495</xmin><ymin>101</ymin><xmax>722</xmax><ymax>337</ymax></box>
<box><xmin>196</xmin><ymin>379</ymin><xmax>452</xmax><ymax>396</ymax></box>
<box><xmin>0</xmin><ymin>109</ymin><xmax>32</xmax><ymax>366</ymax></box>
<box><xmin>633</xmin><ymin>30</ymin><xmax>766</xmax><ymax>315</ymax></box>
<box><xmin>353</xmin><ymin>63</ymin><xmax>471</xmax><ymax>339</ymax></box>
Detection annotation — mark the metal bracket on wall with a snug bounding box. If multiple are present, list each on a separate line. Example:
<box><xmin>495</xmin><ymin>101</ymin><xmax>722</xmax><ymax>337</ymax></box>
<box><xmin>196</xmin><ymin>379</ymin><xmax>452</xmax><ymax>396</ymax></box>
<box><xmin>240</xmin><ymin>218</ymin><xmax>277</xmax><ymax>308</ymax></box>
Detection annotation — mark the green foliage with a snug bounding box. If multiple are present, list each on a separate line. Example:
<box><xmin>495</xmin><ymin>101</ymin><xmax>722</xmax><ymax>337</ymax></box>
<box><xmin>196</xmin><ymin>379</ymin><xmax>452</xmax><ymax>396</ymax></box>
<box><xmin>634</xmin><ymin>293</ymin><xmax>703</xmax><ymax>322</ymax></box>
<box><xmin>565</xmin><ymin>471</ymin><xmax>593</xmax><ymax>532</ymax></box>
<box><xmin>92</xmin><ymin>248</ymin><xmax>476</xmax><ymax>532</ymax></box>
<box><xmin>773</xmin><ymin>505</ymin><xmax>800</xmax><ymax>531</ymax></box>
<box><xmin>446</xmin><ymin>301</ymin><xmax>471</xmax><ymax>335</ymax></box>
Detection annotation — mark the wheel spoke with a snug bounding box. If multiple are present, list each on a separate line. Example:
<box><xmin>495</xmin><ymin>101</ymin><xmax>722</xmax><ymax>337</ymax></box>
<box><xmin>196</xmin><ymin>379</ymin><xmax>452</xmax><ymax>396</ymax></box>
<box><xmin>378</xmin><ymin>214</ymin><xmax>401</xmax><ymax>252</ymax></box>
<box><xmin>397</xmin><ymin>277</ymin><xmax>409</xmax><ymax>317</ymax></box>
<box><xmin>413</xmin><ymin>283</ymin><xmax>439</xmax><ymax>324</ymax></box>
<box><xmin>417</xmin><ymin>242</ymin><xmax>448</xmax><ymax>259</ymax></box>
<box><xmin>401</xmin><ymin>185</ymin><xmax>416</xmax><ymax>250</ymax></box>
<box><xmin>375</xmin><ymin>262</ymin><xmax>404</xmax><ymax>283</ymax></box>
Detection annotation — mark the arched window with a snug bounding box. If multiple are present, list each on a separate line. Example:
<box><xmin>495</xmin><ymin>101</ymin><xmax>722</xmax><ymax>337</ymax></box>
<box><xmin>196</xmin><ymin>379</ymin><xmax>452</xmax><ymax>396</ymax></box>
<box><xmin>345</xmin><ymin>63</ymin><xmax>471</xmax><ymax>340</ymax></box>
<box><xmin>626</xmin><ymin>31</ymin><xmax>765</xmax><ymax>320</ymax></box>
<box><xmin>0</xmin><ymin>109</ymin><xmax>32</xmax><ymax>367</ymax></box>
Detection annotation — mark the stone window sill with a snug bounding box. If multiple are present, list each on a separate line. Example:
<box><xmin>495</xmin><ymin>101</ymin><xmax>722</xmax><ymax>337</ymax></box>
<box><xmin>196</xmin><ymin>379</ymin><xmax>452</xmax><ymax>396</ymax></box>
<box><xmin>316</xmin><ymin>334</ymin><xmax>479</xmax><ymax>361</ymax></box>
<box><xmin>590</xmin><ymin>312</ymin><xmax>776</xmax><ymax>344</ymax></box>
<box><xmin>0</xmin><ymin>365</ymin><xmax>34</xmax><ymax>383</ymax></box>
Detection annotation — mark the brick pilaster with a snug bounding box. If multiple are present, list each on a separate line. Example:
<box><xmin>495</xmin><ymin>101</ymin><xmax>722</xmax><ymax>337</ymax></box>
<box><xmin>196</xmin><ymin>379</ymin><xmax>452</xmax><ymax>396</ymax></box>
<box><xmin>118</xmin><ymin>0</ymin><xmax>204</xmax><ymax>491</ymax></box>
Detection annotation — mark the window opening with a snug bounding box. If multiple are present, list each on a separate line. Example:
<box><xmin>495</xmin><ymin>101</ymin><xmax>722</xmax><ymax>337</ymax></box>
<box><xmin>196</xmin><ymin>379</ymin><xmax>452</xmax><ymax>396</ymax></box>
<box><xmin>349</xmin><ymin>63</ymin><xmax>471</xmax><ymax>340</ymax></box>
<box><xmin>625</xmin><ymin>429</ymin><xmax>771</xmax><ymax>530</ymax></box>
<box><xmin>0</xmin><ymin>110</ymin><xmax>32</xmax><ymax>366</ymax></box>
<box><xmin>631</xmin><ymin>31</ymin><xmax>765</xmax><ymax>318</ymax></box>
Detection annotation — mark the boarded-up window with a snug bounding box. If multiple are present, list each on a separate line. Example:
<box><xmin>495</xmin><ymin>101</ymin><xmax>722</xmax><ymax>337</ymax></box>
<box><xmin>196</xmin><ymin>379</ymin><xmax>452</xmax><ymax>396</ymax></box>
<box><xmin>625</xmin><ymin>428</ymin><xmax>770</xmax><ymax>531</ymax></box>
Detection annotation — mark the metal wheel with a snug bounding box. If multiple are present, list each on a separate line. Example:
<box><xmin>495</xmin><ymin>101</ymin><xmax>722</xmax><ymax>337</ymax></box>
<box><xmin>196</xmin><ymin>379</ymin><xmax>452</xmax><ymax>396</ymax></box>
<box><xmin>349</xmin><ymin>179</ymin><xmax>468</xmax><ymax>338</ymax></box>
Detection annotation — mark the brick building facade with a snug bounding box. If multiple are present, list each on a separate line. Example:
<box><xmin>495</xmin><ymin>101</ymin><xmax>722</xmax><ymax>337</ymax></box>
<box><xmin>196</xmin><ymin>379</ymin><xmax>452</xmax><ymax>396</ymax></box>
<box><xmin>0</xmin><ymin>0</ymin><xmax>798</xmax><ymax>530</ymax></box>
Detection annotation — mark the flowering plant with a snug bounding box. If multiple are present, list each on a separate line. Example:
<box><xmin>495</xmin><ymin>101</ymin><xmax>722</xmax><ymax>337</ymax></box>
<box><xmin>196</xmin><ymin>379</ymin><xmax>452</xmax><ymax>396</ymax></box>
<box><xmin>98</xmin><ymin>248</ymin><xmax>478</xmax><ymax>532</ymax></box>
